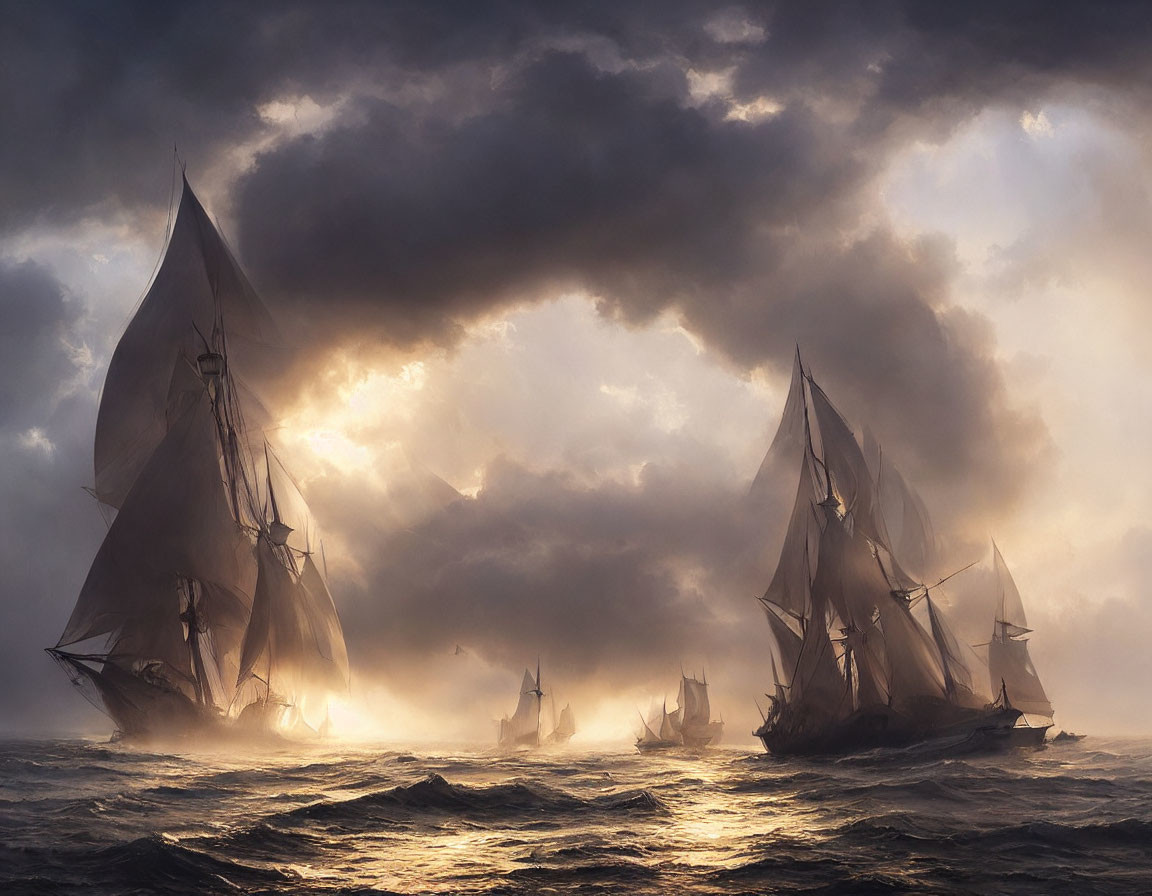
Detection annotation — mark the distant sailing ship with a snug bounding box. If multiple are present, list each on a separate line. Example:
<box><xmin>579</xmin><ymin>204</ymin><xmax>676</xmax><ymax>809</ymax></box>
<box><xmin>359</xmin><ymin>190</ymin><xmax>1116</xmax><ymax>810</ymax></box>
<box><xmin>752</xmin><ymin>352</ymin><xmax>1026</xmax><ymax>755</ymax></box>
<box><xmin>636</xmin><ymin>672</ymin><xmax>724</xmax><ymax>752</ymax></box>
<box><xmin>988</xmin><ymin>542</ymin><xmax>1054</xmax><ymax>745</ymax></box>
<box><xmin>498</xmin><ymin>662</ymin><xmax>575</xmax><ymax>748</ymax></box>
<box><xmin>46</xmin><ymin>174</ymin><xmax>349</xmax><ymax>742</ymax></box>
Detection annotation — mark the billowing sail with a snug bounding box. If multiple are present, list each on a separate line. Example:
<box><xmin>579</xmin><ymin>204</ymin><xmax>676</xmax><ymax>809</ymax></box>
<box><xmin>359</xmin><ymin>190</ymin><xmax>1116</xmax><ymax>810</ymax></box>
<box><xmin>553</xmin><ymin>704</ymin><xmax>576</xmax><ymax>739</ymax></box>
<box><xmin>789</xmin><ymin>580</ymin><xmax>848</xmax><ymax>718</ymax></box>
<box><xmin>989</xmin><ymin>637</ymin><xmax>1052</xmax><ymax>717</ymax></box>
<box><xmin>993</xmin><ymin>541</ymin><xmax>1029</xmax><ymax>633</ymax></box>
<box><xmin>751</xmin><ymin>352</ymin><xmax>808</xmax><ymax>496</ymax></box>
<box><xmin>265</xmin><ymin>444</ymin><xmax>319</xmax><ymax>553</ymax></box>
<box><xmin>863</xmin><ymin>427</ymin><xmax>937</xmax><ymax>579</ymax></box>
<box><xmin>238</xmin><ymin>537</ymin><xmax>348</xmax><ymax>699</ymax></box>
<box><xmin>500</xmin><ymin>669</ymin><xmax>541</xmax><ymax>746</ymax></box>
<box><xmin>876</xmin><ymin>595</ymin><xmax>947</xmax><ymax>707</ymax></box>
<box><xmin>925</xmin><ymin>593</ymin><xmax>982</xmax><ymax>706</ymax></box>
<box><xmin>844</xmin><ymin>620</ymin><xmax>889</xmax><ymax>709</ymax></box>
<box><xmin>989</xmin><ymin>544</ymin><xmax>1052</xmax><ymax>717</ymax></box>
<box><xmin>59</xmin><ymin>385</ymin><xmax>252</xmax><ymax>681</ymax></box>
<box><xmin>806</xmin><ymin>380</ymin><xmax>886</xmax><ymax>547</ymax></box>
<box><xmin>637</xmin><ymin>713</ymin><xmax>664</xmax><ymax>745</ymax></box>
<box><xmin>93</xmin><ymin>178</ymin><xmax>276</xmax><ymax>509</ymax></box>
<box><xmin>658</xmin><ymin>702</ymin><xmax>679</xmax><ymax>741</ymax></box>
<box><xmin>677</xmin><ymin>676</ymin><xmax>711</xmax><ymax>728</ymax></box>
<box><xmin>762</xmin><ymin>456</ymin><xmax>821</xmax><ymax>619</ymax></box>
<box><xmin>761</xmin><ymin>603</ymin><xmax>803</xmax><ymax>687</ymax></box>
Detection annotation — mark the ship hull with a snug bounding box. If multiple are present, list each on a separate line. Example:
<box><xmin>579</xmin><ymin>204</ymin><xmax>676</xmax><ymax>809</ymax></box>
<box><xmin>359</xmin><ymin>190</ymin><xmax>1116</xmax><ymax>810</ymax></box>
<box><xmin>1007</xmin><ymin>724</ymin><xmax>1051</xmax><ymax>748</ymax></box>
<box><xmin>635</xmin><ymin>739</ymin><xmax>682</xmax><ymax>753</ymax></box>
<box><xmin>755</xmin><ymin>702</ymin><xmax>1023</xmax><ymax>757</ymax></box>
<box><xmin>680</xmin><ymin>720</ymin><xmax>724</xmax><ymax>749</ymax></box>
<box><xmin>52</xmin><ymin>652</ymin><xmax>224</xmax><ymax>743</ymax></box>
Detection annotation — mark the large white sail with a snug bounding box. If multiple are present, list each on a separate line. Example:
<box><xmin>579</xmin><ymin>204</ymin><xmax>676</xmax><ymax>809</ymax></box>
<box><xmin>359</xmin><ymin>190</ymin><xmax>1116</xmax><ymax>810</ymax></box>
<box><xmin>988</xmin><ymin>543</ymin><xmax>1052</xmax><ymax>717</ymax></box>
<box><xmin>93</xmin><ymin>178</ymin><xmax>276</xmax><ymax>510</ymax></box>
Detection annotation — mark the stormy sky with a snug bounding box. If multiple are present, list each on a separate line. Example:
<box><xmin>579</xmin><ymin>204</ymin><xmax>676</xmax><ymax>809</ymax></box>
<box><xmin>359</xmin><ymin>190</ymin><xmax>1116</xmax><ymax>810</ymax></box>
<box><xmin>3</xmin><ymin>1</ymin><xmax>1152</xmax><ymax>741</ymax></box>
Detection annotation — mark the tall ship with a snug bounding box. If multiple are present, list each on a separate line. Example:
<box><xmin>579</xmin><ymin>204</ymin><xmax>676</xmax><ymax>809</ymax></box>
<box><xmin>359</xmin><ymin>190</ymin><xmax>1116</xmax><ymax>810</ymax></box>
<box><xmin>46</xmin><ymin>174</ymin><xmax>349</xmax><ymax>742</ymax></box>
<box><xmin>752</xmin><ymin>353</ymin><xmax>1023</xmax><ymax>755</ymax></box>
<box><xmin>498</xmin><ymin>662</ymin><xmax>575</xmax><ymax>748</ymax></box>
<box><xmin>635</xmin><ymin>672</ymin><xmax>724</xmax><ymax>752</ymax></box>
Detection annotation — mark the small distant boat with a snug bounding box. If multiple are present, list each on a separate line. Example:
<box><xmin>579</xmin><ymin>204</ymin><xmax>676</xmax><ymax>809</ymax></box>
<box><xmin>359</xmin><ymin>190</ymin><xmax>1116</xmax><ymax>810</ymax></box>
<box><xmin>675</xmin><ymin>671</ymin><xmax>724</xmax><ymax>748</ymax></box>
<box><xmin>635</xmin><ymin>672</ymin><xmax>724</xmax><ymax>752</ymax></box>
<box><xmin>988</xmin><ymin>542</ymin><xmax>1055</xmax><ymax>747</ymax></box>
<box><xmin>1052</xmin><ymin>730</ymin><xmax>1086</xmax><ymax>744</ymax></box>
<box><xmin>635</xmin><ymin>700</ymin><xmax>682</xmax><ymax>753</ymax></box>
<box><xmin>498</xmin><ymin>661</ymin><xmax>575</xmax><ymax>748</ymax></box>
<box><xmin>545</xmin><ymin>699</ymin><xmax>576</xmax><ymax>745</ymax></box>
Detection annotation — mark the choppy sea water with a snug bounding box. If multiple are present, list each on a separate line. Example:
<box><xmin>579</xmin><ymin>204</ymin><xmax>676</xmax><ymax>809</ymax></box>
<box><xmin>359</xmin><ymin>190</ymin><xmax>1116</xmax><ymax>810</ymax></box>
<box><xmin>1</xmin><ymin>737</ymin><xmax>1150</xmax><ymax>895</ymax></box>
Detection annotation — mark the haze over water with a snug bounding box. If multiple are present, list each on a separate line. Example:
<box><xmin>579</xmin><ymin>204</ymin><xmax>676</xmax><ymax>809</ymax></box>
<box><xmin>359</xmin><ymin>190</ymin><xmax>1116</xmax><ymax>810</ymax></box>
<box><xmin>3</xmin><ymin>737</ymin><xmax>1151</xmax><ymax>895</ymax></box>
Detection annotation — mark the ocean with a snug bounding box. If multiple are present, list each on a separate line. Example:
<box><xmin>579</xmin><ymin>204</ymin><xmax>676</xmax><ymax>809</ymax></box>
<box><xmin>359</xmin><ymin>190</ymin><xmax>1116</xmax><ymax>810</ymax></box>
<box><xmin>1</xmin><ymin>737</ymin><xmax>1150</xmax><ymax>895</ymax></box>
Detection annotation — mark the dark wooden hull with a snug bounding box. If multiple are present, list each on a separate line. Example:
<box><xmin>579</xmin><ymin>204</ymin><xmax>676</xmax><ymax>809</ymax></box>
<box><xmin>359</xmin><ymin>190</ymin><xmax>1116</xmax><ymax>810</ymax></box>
<box><xmin>635</xmin><ymin>739</ymin><xmax>681</xmax><ymax>753</ymax></box>
<box><xmin>755</xmin><ymin>701</ymin><xmax>1024</xmax><ymax>757</ymax></box>
<box><xmin>1007</xmin><ymin>724</ymin><xmax>1051</xmax><ymax>748</ymax></box>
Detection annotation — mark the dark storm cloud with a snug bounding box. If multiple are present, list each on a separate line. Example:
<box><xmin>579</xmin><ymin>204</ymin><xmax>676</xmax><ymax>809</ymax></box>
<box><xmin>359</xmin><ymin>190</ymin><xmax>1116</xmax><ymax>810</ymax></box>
<box><xmin>230</xmin><ymin>0</ymin><xmax>1130</xmax><ymax>524</ymax></box>
<box><xmin>6</xmin><ymin>1</ymin><xmax>1152</xmax><ymax>732</ymax></box>
<box><xmin>236</xmin><ymin>51</ymin><xmax>860</xmax><ymax>347</ymax></box>
<box><xmin>0</xmin><ymin>260</ymin><xmax>84</xmax><ymax>426</ymax></box>
<box><xmin>325</xmin><ymin>456</ymin><xmax>768</xmax><ymax>691</ymax></box>
<box><xmin>0</xmin><ymin>261</ymin><xmax>102</xmax><ymax>732</ymax></box>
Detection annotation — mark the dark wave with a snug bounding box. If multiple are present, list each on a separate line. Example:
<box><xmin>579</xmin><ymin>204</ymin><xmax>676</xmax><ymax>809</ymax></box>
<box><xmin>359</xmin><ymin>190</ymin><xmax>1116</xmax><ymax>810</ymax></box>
<box><xmin>0</xmin><ymin>835</ymin><xmax>293</xmax><ymax>896</ymax></box>
<box><xmin>283</xmin><ymin>773</ymin><xmax>667</xmax><ymax>825</ymax></box>
<box><xmin>3</xmin><ymin>738</ymin><xmax>1151</xmax><ymax>896</ymax></box>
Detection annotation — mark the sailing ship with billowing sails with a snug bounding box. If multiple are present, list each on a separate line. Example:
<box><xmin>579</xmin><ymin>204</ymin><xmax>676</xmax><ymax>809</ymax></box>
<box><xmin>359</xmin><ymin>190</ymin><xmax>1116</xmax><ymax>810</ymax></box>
<box><xmin>46</xmin><ymin>173</ymin><xmax>349</xmax><ymax>742</ymax></box>
<box><xmin>635</xmin><ymin>671</ymin><xmax>724</xmax><ymax>752</ymax></box>
<box><xmin>498</xmin><ymin>662</ymin><xmax>575</xmax><ymax>748</ymax></box>
<box><xmin>987</xmin><ymin>541</ymin><xmax>1054</xmax><ymax>745</ymax></box>
<box><xmin>752</xmin><ymin>351</ymin><xmax>1023</xmax><ymax>755</ymax></box>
